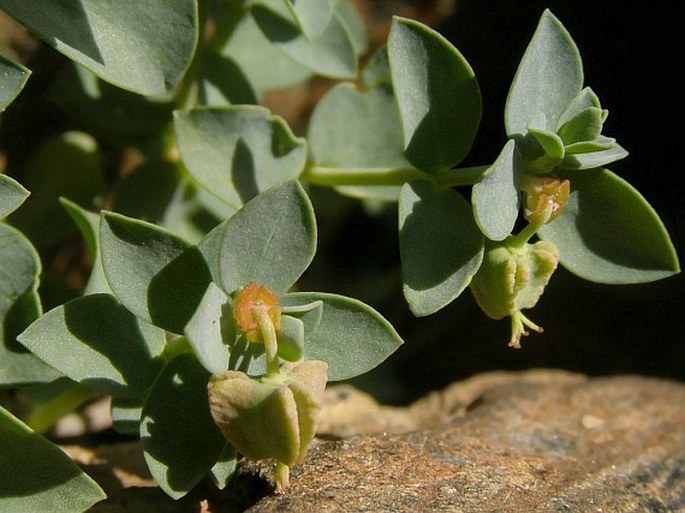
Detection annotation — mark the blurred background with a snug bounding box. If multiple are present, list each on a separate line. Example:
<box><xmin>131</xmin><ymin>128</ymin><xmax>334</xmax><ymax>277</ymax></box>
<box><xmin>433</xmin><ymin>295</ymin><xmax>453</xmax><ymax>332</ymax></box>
<box><xmin>1</xmin><ymin>1</ymin><xmax>683</xmax><ymax>406</ymax></box>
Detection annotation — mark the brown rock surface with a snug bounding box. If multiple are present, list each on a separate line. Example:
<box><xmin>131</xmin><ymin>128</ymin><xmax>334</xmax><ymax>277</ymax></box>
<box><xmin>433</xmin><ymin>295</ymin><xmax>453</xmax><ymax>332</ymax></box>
<box><xmin>71</xmin><ymin>370</ymin><xmax>685</xmax><ymax>512</ymax></box>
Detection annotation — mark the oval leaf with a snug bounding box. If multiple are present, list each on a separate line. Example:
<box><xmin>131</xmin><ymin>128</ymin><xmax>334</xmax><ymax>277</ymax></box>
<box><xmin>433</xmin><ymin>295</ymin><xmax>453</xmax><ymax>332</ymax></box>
<box><xmin>0</xmin><ymin>224</ymin><xmax>61</xmax><ymax>386</ymax></box>
<box><xmin>141</xmin><ymin>353</ymin><xmax>227</xmax><ymax>500</ymax></box>
<box><xmin>0</xmin><ymin>174</ymin><xmax>29</xmax><ymax>219</ymax></box>
<box><xmin>0</xmin><ymin>0</ymin><xmax>198</xmax><ymax>95</ymax></box>
<box><xmin>100</xmin><ymin>212</ymin><xmax>212</xmax><ymax>333</ymax></box>
<box><xmin>472</xmin><ymin>140</ymin><xmax>520</xmax><ymax>241</ymax></box>
<box><xmin>307</xmin><ymin>82</ymin><xmax>413</xmax><ymax>200</ymax></box>
<box><xmin>0</xmin><ymin>53</ymin><xmax>30</xmax><ymax>110</ymax></box>
<box><xmin>399</xmin><ymin>180</ymin><xmax>484</xmax><ymax>316</ymax></box>
<box><xmin>251</xmin><ymin>1</ymin><xmax>357</xmax><ymax>79</ymax></box>
<box><xmin>0</xmin><ymin>406</ymin><xmax>106</xmax><ymax>512</ymax></box>
<box><xmin>505</xmin><ymin>9</ymin><xmax>583</xmax><ymax>137</ymax></box>
<box><xmin>18</xmin><ymin>294</ymin><xmax>165</xmax><ymax>397</ymax></box>
<box><xmin>285</xmin><ymin>0</ymin><xmax>336</xmax><ymax>39</ymax></box>
<box><xmin>185</xmin><ymin>282</ymin><xmax>232</xmax><ymax>375</ymax></box>
<box><xmin>538</xmin><ymin>168</ymin><xmax>680</xmax><ymax>283</ymax></box>
<box><xmin>174</xmin><ymin>106</ymin><xmax>307</xmax><ymax>207</ymax></box>
<box><xmin>218</xmin><ymin>181</ymin><xmax>317</xmax><ymax>295</ymax></box>
<box><xmin>388</xmin><ymin>16</ymin><xmax>481</xmax><ymax>172</ymax></box>
<box><xmin>280</xmin><ymin>292</ymin><xmax>403</xmax><ymax>381</ymax></box>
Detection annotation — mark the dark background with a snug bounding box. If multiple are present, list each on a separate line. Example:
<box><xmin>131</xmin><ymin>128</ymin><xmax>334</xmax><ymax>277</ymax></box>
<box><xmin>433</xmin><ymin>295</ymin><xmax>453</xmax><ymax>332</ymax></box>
<box><xmin>303</xmin><ymin>1</ymin><xmax>685</xmax><ymax>403</ymax></box>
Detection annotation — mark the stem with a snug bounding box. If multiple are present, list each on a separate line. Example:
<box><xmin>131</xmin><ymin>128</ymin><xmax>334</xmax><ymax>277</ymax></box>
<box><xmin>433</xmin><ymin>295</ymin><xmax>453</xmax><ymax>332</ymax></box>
<box><xmin>26</xmin><ymin>383</ymin><xmax>99</xmax><ymax>434</ymax></box>
<box><xmin>302</xmin><ymin>164</ymin><xmax>490</xmax><ymax>189</ymax></box>
<box><xmin>253</xmin><ymin>307</ymin><xmax>280</xmax><ymax>378</ymax></box>
<box><xmin>303</xmin><ymin>166</ymin><xmax>427</xmax><ymax>187</ymax></box>
<box><xmin>275</xmin><ymin>461</ymin><xmax>291</xmax><ymax>493</ymax></box>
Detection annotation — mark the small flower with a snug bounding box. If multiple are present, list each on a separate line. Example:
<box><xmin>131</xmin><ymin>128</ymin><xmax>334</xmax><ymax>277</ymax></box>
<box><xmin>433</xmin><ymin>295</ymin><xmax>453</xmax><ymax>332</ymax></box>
<box><xmin>233</xmin><ymin>281</ymin><xmax>282</xmax><ymax>342</ymax></box>
<box><xmin>521</xmin><ymin>175</ymin><xmax>570</xmax><ymax>225</ymax></box>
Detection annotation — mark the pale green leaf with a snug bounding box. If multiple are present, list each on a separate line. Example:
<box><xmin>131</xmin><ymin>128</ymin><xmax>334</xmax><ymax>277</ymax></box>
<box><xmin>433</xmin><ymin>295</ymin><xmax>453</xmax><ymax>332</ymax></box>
<box><xmin>218</xmin><ymin>181</ymin><xmax>317</xmax><ymax>295</ymax></box>
<box><xmin>280</xmin><ymin>292</ymin><xmax>403</xmax><ymax>381</ymax></box>
<box><xmin>185</xmin><ymin>282</ymin><xmax>232</xmax><ymax>375</ymax></box>
<box><xmin>222</xmin><ymin>11</ymin><xmax>312</xmax><ymax>95</ymax></box>
<box><xmin>285</xmin><ymin>0</ymin><xmax>336</xmax><ymax>39</ymax></box>
<box><xmin>251</xmin><ymin>1</ymin><xmax>357</xmax><ymax>79</ymax></box>
<box><xmin>0</xmin><ymin>174</ymin><xmax>29</xmax><ymax>219</ymax></box>
<box><xmin>18</xmin><ymin>294</ymin><xmax>165</xmax><ymax>397</ymax></box>
<box><xmin>472</xmin><ymin>140</ymin><xmax>520</xmax><ymax>241</ymax></box>
<box><xmin>0</xmin><ymin>406</ymin><xmax>106</xmax><ymax>513</ymax></box>
<box><xmin>60</xmin><ymin>198</ymin><xmax>111</xmax><ymax>295</ymax></box>
<box><xmin>8</xmin><ymin>131</ymin><xmax>103</xmax><ymax>247</ymax></box>
<box><xmin>111</xmin><ymin>395</ymin><xmax>145</xmax><ymax>436</ymax></box>
<box><xmin>0</xmin><ymin>224</ymin><xmax>61</xmax><ymax>386</ymax></box>
<box><xmin>399</xmin><ymin>180</ymin><xmax>484</xmax><ymax>316</ymax></box>
<box><xmin>560</xmin><ymin>142</ymin><xmax>628</xmax><ymax>170</ymax></box>
<box><xmin>174</xmin><ymin>106</ymin><xmax>307</xmax><ymax>207</ymax></box>
<box><xmin>307</xmin><ymin>82</ymin><xmax>412</xmax><ymax>200</ymax></box>
<box><xmin>0</xmin><ymin>53</ymin><xmax>30</xmax><ymax>110</ymax></box>
<box><xmin>505</xmin><ymin>9</ymin><xmax>583</xmax><ymax>136</ymax></box>
<box><xmin>100</xmin><ymin>212</ymin><xmax>212</xmax><ymax>334</ymax></box>
<box><xmin>0</xmin><ymin>0</ymin><xmax>198</xmax><ymax>95</ymax></box>
<box><xmin>141</xmin><ymin>353</ymin><xmax>227</xmax><ymax>499</ymax></box>
<box><xmin>538</xmin><ymin>168</ymin><xmax>680</xmax><ymax>283</ymax></box>
<box><xmin>388</xmin><ymin>16</ymin><xmax>481</xmax><ymax>172</ymax></box>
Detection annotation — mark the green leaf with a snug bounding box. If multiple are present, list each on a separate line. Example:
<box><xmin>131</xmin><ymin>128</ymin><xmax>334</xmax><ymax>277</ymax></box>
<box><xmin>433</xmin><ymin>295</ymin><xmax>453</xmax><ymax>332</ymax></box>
<box><xmin>560</xmin><ymin>142</ymin><xmax>628</xmax><ymax>170</ymax></box>
<box><xmin>141</xmin><ymin>353</ymin><xmax>227</xmax><ymax>500</ymax></box>
<box><xmin>538</xmin><ymin>168</ymin><xmax>680</xmax><ymax>283</ymax></box>
<box><xmin>0</xmin><ymin>0</ymin><xmax>198</xmax><ymax>95</ymax></box>
<box><xmin>185</xmin><ymin>282</ymin><xmax>232</xmax><ymax>375</ymax></box>
<box><xmin>112</xmin><ymin>161</ymin><xmax>236</xmax><ymax>244</ymax></box>
<box><xmin>209</xmin><ymin>445</ymin><xmax>238</xmax><ymax>490</ymax></box>
<box><xmin>285</xmin><ymin>0</ymin><xmax>336</xmax><ymax>39</ymax></box>
<box><xmin>0</xmin><ymin>224</ymin><xmax>62</xmax><ymax>386</ymax></box>
<box><xmin>251</xmin><ymin>0</ymin><xmax>358</xmax><ymax>79</ymax></box>
<box><xmin>361</xmin><ymin>44</ymin><xmax>391</xmax><ymax>90</ymax></box>
<box><xmin>18</xmin><ymin>293</ymin><xmax>165</xmax><ymax>397</ymax></box>
<box><xmin>556</xmin><ymin>107</ymin><xmax>604</xmax><ymax>145</ymax></box>
<box><xmin>0</xmin><ymin>53</ymin><xmax>30</xmax><ymax>110</ymax></box>
<box><xmin>399</xmin><ymin>180</ymin><xmax>484</xmax><ymax>316</ymax></box>
<box><xmin>218</xmin><ymin>181</ymin><xmax>317</xmax><ymax>295</ymax></box>
<box><xmin>276</xmin><ymin>314</ymin><xmax>304</xmax><ymax>361</ymax></box>
<box><xmin>0</xmin><ymin>174</ymin><xmax>29</xmax><ymax>218</ymax></box>
<box><xmin>111</xmin><ymin>395</ymin><xmax>145</xmax><ymax>436</ymax></box>
<box><xmin>0</xmin><ymin>406</ymin><xmax>106</xmax><ymax>512</ymax></box>
<box><xmin>472</xmin><ymin>140</ymin><xmax>520</xmax><ymax>241</ymax></box>
<box><xmin>8</xmin><ymin>131</ymin><xmax>103</xmax><ymax>247</ymax></box>
<box><xmin>556</xmin><ymin>87</ymin><xmax>601</xmax><ymax>129</ymax></box>
<box><xmin>388</xmin><ymin>16</ymin><xmax>481</xmax><ymax>172</ymax></box>
<box><xmin>48</xmin><ymin>63</ymin><xmax>174</xmax><ymax>145</ymax></box>
<box><xmin>100</xmin><ymin>212</ymin><xmax>212</xmax><ymax>334</ymax></box>
<box><xmin>197</xmin><ymin>52</ymin><xmax>258</xmax><ymax>107</ymax></box>
<box><xmin>222</xmin><ymin>11</ymin><xmax>312</xmax><ymax>96</ymax></box>
<box><xmin>174</xmin><ymin>106</ymin><xmax>307</xmax><ymax>207</ymax></box>
<box><xmin>280</xmin><ymin>292</ymin><xmax>403</xmax><ymax>381</ymax></box>
<box><xmin>60</xmin><ymin>198</ymin><xmax>110</xmax><ymax>295</ymax></box>
<box><xmin>505</xmin><ymin>9</ymin><xmax>583</xmax><ymax>137</ymax></box>
<box><xmin>307</xmin><ymin>82</ymin><xmax>413</xmax><ymax>200</ymax></box>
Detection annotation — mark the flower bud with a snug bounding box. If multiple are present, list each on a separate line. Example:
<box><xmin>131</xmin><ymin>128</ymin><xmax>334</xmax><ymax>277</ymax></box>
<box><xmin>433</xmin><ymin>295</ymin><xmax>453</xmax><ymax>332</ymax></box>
<box><xmin>470</xmin><ymin>239</ymin><xmax>559</xmax><ymax>348</ymax></box>
<box><xmin>207</xmin><ymin>360</ymin><xmax>328</xmax><ymax>477</ymax></box>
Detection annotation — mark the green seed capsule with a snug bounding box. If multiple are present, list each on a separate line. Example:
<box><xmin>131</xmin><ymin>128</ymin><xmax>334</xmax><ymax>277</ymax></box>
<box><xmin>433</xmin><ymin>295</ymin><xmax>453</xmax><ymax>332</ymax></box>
<box><xmin>470</xmin><ymin>239</ymin><xmax>559</xmax><ymax>348</ymax></box>
<box><xmin>207</xmin><ymin>360</ymin><xmax>328</xmax><ymax>490</ymax></box>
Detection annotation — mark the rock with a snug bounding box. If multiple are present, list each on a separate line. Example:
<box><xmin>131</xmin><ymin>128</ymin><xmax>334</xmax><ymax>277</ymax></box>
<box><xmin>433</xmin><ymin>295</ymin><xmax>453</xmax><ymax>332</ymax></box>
<box><xmin>69</xmin><ymin>371</ymin><xmax>685</xmax><ymax>512</ymax></box>
<box><xmin>247</xmin><ymin>371</ymin><xmax>685</xmax><ymax>512</ymax></box>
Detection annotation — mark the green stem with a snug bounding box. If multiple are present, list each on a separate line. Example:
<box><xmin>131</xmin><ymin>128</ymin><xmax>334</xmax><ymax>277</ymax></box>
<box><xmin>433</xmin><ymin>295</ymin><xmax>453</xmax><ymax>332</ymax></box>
<box><xmin>275</xmin><ymin>461</ymin><xmax>291</xmax><ymax>493</ymax></box>
<box><xmin>302</xmin><ymin>164</ymin><xmax>490</xmax><ymax>189</ymax></box>
<box><xmin>253</xmin><ymin>308</ymin><xmax>280</xmax><ymax>378</ymax></box>
<box><xmin>26</xmin><ymin>383</ymin><xmax>99</xmax><ymax>434</ymax></box>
